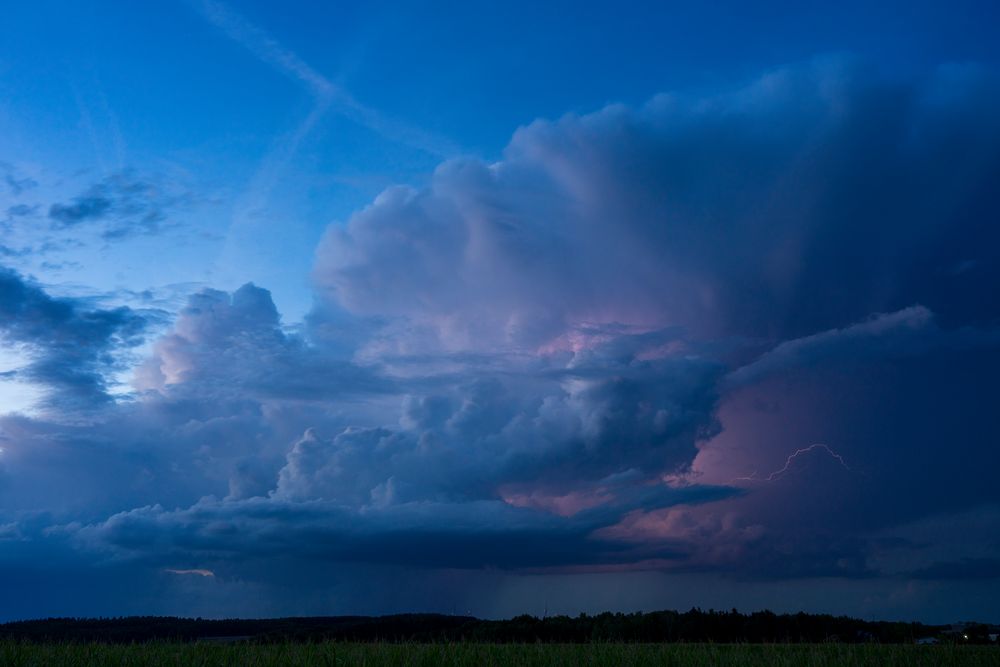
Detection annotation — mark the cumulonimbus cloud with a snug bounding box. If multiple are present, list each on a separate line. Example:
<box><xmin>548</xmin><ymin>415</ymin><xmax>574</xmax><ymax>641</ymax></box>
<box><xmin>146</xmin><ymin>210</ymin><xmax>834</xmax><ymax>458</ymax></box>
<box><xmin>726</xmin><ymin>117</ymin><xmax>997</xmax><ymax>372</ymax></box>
<box><xmin>315</xmin><ymin>59</ymin><xmax>1000</xmax><ymax>354</ymax></box>
<box><xmin>2</xmin><ymin>59</ymin><xmax>1000</xmax><ymax>599</ymax></box>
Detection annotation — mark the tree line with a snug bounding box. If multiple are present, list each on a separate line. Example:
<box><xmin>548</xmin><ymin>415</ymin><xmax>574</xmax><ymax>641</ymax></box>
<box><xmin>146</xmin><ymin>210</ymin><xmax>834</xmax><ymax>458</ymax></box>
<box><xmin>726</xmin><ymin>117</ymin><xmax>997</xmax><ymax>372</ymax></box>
<box><xmin>0</xmin><ymin>609</ymin><xmax>991</xmax><ymax>644</ymax></box>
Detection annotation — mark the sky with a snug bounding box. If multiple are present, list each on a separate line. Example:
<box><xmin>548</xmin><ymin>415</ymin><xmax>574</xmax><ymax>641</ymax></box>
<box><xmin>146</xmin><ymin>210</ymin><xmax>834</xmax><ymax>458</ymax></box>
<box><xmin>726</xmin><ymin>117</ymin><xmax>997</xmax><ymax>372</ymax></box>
<box><xmin>1</xmin><ymin>0</ymin><xmax>999</xmax><ymax>623</ymax></box>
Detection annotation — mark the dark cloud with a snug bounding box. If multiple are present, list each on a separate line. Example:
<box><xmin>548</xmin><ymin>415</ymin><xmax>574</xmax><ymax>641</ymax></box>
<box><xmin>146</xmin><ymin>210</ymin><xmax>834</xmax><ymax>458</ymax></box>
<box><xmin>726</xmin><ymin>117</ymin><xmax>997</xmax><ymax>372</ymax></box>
<box><xmin>69</xmin><ymin>481</ymin><xmax>733</xmax><ymax>571</ymax></box>
<box><xmin>0</xmin><ymin>245</ymin><xmax>30</xmax><ymax>259</ymax></box>
<box><xmin>47</xmin><ymin>171</ymin><xmax>191</xmax><ymax>240</ymax></box>
<box><xmin>304</xmin><ymin>58</ymin><xmax>1000</xmax><ymax>590</ymax></box>
<box><xmin>1</xmin><ymin>278</ymin><xmax>732</xmax><ymax>576</ymax></box>
<box><xmin>3</xmin><ymin>171</ymin><xmax>37</xmax><ymax>197</ymax></box>
<box><xmin>725</xmin><ymin>306</ymin><xmax>1000</xmax><ymax>389</ymax></box>
<box><xmin>909</xmin><ymin>558</ymin><xmax>1000</xmax><ymax>581</ymax></box>
<box><xmin>2</xmin><ymin>59</ymin><xmax>1000</xmax><ymax>619</ymax></box>
<box><xmin>0</xmin><ymin>283</ymin><xmax>390</xmax><ymax>520</ymax></box>
<box><xmin>677</xmin><ymin>320</ymin><xmax>1000</xmax><ymax>584</ymax></box>
<box><xmin>6</xmin><ymin>204</ymin><xmax>37</xmax><ymax>218</ymax></box>
<box><xmin>0</xmin><ymin>267</ymin><xmax>151</xmax><ymax>410</ymax></box>
<box><xmin>48</xmin><ymin>195</ymin><xmax>112</xmax><ymax>225</ymax></box>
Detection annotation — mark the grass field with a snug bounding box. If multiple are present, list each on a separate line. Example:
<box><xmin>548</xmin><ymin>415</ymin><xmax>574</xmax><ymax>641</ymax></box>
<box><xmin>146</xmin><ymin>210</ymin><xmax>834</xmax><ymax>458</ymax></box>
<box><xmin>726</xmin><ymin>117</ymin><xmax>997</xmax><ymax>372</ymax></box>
<box><xmin>0</xmin><ymin>642</ymin><xmax>997</xmax><ymax>666</ymax></box>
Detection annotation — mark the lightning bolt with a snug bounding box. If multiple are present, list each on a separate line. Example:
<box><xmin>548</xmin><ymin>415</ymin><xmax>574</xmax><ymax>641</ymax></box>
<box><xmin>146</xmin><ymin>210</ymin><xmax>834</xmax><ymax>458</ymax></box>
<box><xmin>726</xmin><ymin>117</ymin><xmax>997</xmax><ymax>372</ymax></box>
<box><xmin>733</xmin><ymin>443</ymin><xmax>851</xmax><ymax>483</ymax></box>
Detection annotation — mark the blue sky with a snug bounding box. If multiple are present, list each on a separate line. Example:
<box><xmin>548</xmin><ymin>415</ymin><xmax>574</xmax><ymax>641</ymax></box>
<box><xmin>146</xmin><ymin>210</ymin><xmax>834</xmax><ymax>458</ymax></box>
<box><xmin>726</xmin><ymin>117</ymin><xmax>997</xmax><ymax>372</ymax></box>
<box><xmin>1</xmin><ymin>1</ymin><xmax>1000</xmax><ymax>622</ymax></box>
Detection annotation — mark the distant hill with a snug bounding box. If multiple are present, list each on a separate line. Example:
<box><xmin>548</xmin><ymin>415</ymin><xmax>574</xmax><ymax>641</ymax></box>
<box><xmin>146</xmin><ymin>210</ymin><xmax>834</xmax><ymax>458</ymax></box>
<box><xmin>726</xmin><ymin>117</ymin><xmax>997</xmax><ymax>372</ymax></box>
<box><xmin>2</xmin><ymin>609</ymin><xmax>988</xmax><ymax>644</ymax></box>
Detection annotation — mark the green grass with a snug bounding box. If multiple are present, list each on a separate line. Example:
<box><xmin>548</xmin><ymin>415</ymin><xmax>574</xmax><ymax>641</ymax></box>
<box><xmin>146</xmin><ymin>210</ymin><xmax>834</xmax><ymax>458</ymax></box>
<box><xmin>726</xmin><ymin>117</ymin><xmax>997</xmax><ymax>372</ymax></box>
<box><xmin>0</xmin><ymin>641</ymin><xmax>996</xmax><ymax>666</ymax></box>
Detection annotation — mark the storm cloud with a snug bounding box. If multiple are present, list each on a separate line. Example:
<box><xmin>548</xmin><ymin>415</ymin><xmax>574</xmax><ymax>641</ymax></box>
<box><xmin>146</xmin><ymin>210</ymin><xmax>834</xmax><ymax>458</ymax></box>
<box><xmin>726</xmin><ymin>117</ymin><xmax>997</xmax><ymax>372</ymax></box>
<box><xmin>2</xmin><ymin>59</ymin><xmax>1000</xmax><ymax>620</ymax></box>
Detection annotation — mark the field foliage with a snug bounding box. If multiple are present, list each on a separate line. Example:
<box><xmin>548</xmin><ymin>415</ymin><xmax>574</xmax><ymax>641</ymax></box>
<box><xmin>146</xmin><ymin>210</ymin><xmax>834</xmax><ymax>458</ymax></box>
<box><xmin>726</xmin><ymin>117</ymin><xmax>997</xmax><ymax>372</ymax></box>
<box><xmin>1</xmin><ymin>642</ymin><xmax>997</xmax><ymax>667</ymax></box>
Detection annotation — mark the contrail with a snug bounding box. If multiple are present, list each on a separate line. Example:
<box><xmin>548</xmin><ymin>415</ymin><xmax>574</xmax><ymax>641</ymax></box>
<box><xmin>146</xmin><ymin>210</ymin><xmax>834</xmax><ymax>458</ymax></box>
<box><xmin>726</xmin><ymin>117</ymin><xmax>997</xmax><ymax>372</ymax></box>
<box><xmin>194</xmin><ymin>0</ymin><xmax>335</xmax><ymax>100</ymax></box>
<box><xmin>71</xmin><ymin>84</ymin><xmax>110</xmax><ymax>177</ymax></box>
<box><xmin>190</xmin><ymin>0</ymin><xmax>457</xmax><ymax>158</ymax></box>
<box><xmin>188</xmin><ymin>0</ymin><xmax>459</xmax><ymax>288</ymax></box>
<box><xmin>68</xmin><ymin>67</ymin><xmax>128</xmax><ymax>177</ymax></box>
<box><xmin>733</xmin><ymin>443</ymin><xmax>851</xmax><ymax>483</ymax></box>
<box><xmin>191</xmin><ymin>0</ymin><xmax>341</xmax><ymax>229</ymax></box>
